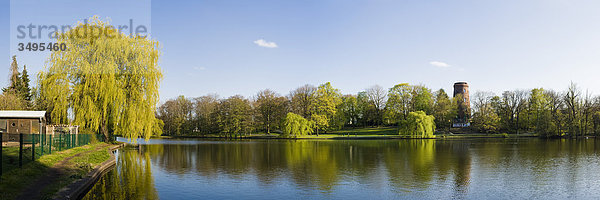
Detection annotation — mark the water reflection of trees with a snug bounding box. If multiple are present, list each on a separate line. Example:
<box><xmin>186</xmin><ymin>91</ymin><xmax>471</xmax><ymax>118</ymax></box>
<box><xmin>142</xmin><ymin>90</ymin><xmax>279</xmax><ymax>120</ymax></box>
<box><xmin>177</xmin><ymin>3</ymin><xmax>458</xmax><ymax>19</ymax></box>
<box><xmin>83</xmin><ymin>148</ymin><xmax>159</xmax><ymax>200</ymax></box>
<box><xmin>85</xmin><ymin>139</ymin><xmax>600</xmax><ymax>198</ymax></box>
<box><xmin>141</xmin><ymin>140</ymin><xmax>476</xmax><ymax>192</ymax></box>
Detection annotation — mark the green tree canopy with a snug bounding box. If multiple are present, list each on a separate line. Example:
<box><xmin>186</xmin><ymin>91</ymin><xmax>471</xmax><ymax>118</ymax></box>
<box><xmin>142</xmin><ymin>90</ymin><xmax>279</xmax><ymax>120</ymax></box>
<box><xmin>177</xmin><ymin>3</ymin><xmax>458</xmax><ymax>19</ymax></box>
<box><xmin>39</xmin><ymin>17</ymin><xmax>163</xmax><ymax>141</ymax></box>
<box><xmin>399</xmin><ymin>111</ymin><xmax>436</xmax><ymax>138</ymax></box>
<box><xmin>157</xmin><ymin>95</ymin><xmax>193</xmax><ymax>135</ymax></box>
<box><xmin>411</xmin><ymin>85</ymin><xmax>433</xmax><ymax>114</ymax></box>
<box><xmin>217</xmin><ymin>95</ymin><xmax>254</xmax><ymax>136</ymax></box>
<box><xmin>256</xmin><ymin>89</ymin><xmax>288</xmax><ymax>134</ymax></box>
<box><xmin>282</xmin><ymin>112</ymin><xmax>314</xmax><ymax>137</ymax></box>
<box><xmin>432</xmin><ymin>89</ymin><xmax>452</xmax><ymax>132</ymax></box>
<box><xmin>311</xmin><ymin>82</ymin><xmax>342</xmax><ymax>134</ymax></box>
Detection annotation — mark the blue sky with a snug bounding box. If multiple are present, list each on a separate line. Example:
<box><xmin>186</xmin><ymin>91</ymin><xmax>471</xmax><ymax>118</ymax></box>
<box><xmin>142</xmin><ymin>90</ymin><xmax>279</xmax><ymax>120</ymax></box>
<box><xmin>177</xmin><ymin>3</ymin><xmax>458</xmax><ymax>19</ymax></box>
<box><xmin>2</xmin><ymin>0</ymin><xmax>600</xmax><ymax>102</ymax></box>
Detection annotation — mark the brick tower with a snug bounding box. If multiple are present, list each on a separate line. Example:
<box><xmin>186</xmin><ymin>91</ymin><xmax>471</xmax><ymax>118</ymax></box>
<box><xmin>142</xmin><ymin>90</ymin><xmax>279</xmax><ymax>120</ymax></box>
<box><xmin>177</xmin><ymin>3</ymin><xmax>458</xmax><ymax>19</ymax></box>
<box><xmin>453</xmin><ymin>82</ymin><xmax>470</xmax><ymax>127</ymax></box>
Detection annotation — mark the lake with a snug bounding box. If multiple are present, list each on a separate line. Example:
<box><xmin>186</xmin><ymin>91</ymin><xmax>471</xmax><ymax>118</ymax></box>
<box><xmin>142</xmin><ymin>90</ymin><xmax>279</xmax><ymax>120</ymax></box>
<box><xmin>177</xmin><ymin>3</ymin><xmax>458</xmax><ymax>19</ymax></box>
<box><xmin>83</xmin><ymin>138</ymin><xmax>600</xmax><ymax>199</ymax></box>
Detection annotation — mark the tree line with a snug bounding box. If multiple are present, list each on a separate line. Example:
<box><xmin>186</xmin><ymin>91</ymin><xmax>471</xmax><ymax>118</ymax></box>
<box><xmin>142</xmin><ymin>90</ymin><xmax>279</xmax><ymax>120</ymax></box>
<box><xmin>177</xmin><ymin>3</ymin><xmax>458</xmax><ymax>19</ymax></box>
<box><xmin>470</xmin><ymin>83</ymin><xmax>600</xmax><ymax>137</ymax></box>
<box><xmin>1</xmin><ymin>16</ymin><xmax>598</xmax><ymax>139</ymax></box>
<box><xmin>3</xmin><ymin>52</ymin><xmax>599</xmax><ymax>138</ymax></box>
<box><xmin>157</xmin><ymin>82</ymin><xmax>461</xmax><ymax>137</ymax></box>
<box><xmin>158</xmin><ymin>82</ymin><xmax>600</xmax><ymax>138</ymax></box>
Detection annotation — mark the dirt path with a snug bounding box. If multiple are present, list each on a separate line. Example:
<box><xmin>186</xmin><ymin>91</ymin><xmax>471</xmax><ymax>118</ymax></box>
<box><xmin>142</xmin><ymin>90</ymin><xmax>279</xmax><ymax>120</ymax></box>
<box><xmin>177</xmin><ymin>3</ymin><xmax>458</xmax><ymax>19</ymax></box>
<box><xmin>15</xmin><ymin>144</ymin><xmax>109</xmax><ymax>200</ymax></box>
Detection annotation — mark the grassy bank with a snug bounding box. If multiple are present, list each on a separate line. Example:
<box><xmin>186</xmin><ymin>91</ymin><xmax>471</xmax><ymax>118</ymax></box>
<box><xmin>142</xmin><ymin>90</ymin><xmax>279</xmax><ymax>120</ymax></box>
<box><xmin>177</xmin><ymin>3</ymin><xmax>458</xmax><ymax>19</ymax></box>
<box><xmin>0</xmin><ymin>142</ymin><xmax>116</xmax><ymax>200</ymax></box>
<box><xmin>162</xmin><ymin>127</ymin><xmax>538</xmax><ymax>140</ymax></box>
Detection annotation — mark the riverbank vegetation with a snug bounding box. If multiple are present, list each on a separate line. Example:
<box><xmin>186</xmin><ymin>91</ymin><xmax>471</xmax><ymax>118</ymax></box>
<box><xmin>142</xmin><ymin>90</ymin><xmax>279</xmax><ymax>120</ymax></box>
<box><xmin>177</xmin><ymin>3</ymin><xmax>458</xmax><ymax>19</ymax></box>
<box><xmin>0</xmin><ymin>143</ymin><xmax>115</xmax><ymax>199</ymax></box>
<box><xmin>156</xmin><ymin>81</ymin><xmax>600</xmax><ymax>138</ymax></box>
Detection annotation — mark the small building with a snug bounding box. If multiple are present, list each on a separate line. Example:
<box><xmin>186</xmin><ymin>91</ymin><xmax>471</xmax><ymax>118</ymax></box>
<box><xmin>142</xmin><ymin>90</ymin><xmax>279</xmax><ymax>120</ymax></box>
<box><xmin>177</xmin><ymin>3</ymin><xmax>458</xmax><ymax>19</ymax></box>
<box><xmin>0</xmin><ymin>110</ymin><xmax>47</xmax><ymax>135</ymax></box>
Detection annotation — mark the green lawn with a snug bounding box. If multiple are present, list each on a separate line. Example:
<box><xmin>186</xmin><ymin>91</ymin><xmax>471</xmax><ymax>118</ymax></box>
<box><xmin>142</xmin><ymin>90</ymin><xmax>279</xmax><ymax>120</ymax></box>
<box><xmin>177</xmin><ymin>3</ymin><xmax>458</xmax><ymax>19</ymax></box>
<box><xmin>0</xmin><ymin>142</ymin><xmax>114</xmax><ymax>200</ymax></box>
<box><xmin>326</xmin><ymin>127</ymin><xmax>398</xmax><ymax>136</ymax></box>
<box><xmin>165</xmin><ymin>127</ymin><xmax>539</xmax><ymax>139</ymax></box>
<box><xmin>2</xmin><ymin>146</ymin><xmax>36</xmax><ymax>174</ymax></box>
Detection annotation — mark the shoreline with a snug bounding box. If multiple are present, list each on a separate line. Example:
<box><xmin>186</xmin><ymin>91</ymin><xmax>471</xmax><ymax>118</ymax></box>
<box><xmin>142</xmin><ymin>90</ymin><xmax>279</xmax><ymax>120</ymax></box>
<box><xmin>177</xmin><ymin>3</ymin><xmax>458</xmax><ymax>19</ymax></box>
<box><xmin>0</xmin><ymin>143</ymin><xmax>119</xmax><ymax>200</ymax></box>
<box><xmin>152</xmin><ymin>133</ymin><xmax>550</xmax><ymax>140</ymax></box>
<box><xmin>54</xmin><ymin>143</ymin><xmax>126</xmax><ymax>200</ymax></box>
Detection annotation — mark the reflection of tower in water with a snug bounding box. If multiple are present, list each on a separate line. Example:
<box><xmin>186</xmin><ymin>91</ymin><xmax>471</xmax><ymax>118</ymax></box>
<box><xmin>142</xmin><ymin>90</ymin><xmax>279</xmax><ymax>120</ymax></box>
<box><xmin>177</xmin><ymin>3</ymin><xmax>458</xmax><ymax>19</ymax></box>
<box><xmin>451</xmin><ymin>142</ymin><xmax>472</xmax><ymax>198</ymax></box>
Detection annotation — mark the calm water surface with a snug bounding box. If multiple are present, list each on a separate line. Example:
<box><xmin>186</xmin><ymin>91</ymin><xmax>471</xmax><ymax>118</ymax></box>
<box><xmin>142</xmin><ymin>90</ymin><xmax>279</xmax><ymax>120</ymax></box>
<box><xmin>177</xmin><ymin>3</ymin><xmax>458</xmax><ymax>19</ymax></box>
<box><xmin>83</xmin><ymin>138</ymin><xmax>600</xmax><ymax>199</ymax></box>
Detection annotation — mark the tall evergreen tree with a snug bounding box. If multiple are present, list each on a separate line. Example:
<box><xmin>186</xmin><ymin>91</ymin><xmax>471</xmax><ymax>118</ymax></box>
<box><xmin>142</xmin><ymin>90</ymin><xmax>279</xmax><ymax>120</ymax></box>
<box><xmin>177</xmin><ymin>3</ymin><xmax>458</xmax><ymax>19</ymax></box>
<box><xmin>20</xmin><ymin>65</ymin><xmax>32</xmax><ymax>102</ymax></box>
<box><xmin>3</xmin><ymin>55</ymin><xmax>22</xmax><ymax>93</ymax></box>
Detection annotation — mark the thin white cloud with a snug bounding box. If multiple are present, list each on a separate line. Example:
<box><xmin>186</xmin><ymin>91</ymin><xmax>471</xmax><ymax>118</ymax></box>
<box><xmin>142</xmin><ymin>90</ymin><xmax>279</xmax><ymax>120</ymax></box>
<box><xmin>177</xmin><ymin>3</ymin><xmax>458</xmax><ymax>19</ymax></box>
<box><xmin>430</xmin><ymin>61</ymin><xmax>450</xmax><ymax>68</ymax></box>
<box><xmin>254</xmin><ymin>39</ymin><xmax>278</xmax><ymax>48</ymax></box>
<box><xmin>194</xmin><ymin>67</ymin><xmax>206</xmax><ymax>71</ymax></box>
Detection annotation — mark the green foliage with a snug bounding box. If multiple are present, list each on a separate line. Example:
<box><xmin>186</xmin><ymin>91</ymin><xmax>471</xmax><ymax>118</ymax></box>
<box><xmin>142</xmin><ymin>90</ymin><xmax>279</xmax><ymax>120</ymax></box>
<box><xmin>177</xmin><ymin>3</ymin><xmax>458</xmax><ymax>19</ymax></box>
<box><xmin>432</xmin><ymin>89</ymin><xmax>452</xmax><ymax>131</ymax></box>
<box><xmin>19</xmin><ymin>66</ymin><xmax>32</xmax><ymax>102</ymax></box>
<box><xmin>311</xmin><ymin>82</ymin><xmax>342</xmax><ymax>133</ymax></box>
<box><xmin>528</xmin><ymin>88</ymin><xmax>552</xmax><ymax>135</ymax></box>
<box><xmin>594</xmin><ymin>111</ymin><xmax>600</xmax><ymax>135</ymax></box>
<box><xmin>311</xmin><ymin>114</ymin><xmax>329</xmax><ymax>135</ymax></box>
<box><xmin>153</xmin><ymin>119</ymin><xmax>164</xmax><ymax>137</ymax></box>
<box><xmin>471</xmin><ymin>111</ymin><xmax>501</xmax><ymax>133</ymax></box>
<box><xmin>386</xmin><ymin>83</ymin><xmax>412</xmax><ymax>122</ymax></box>
<box><xmin>192</xmin><ymin>94</ymin><xmax>221</xmax><ymax>134</ymax></box>
<box><xmin>357</xmin><ymin>91</ymin><xmax>377</xmax><ymax>126</ymax></box>
<box><xmin>411</xmin><ymin>85</ymin><xmax>433</xmax><ymax>114</ymax></box>
<box><xmin>39</xmin><ymin>16</ymin><xmax>163</xmax><ymax>141</ymax></box>
<box><xmin>157</xmin><ymin>95</ymin><xmax>193</xmax><ymax>135</ymax></box>
<box><xmin>256</xmin><ymin>89</ymin><xmax>288</xmax><ymax>134</ymax></box>
<box><xmin>289</xmin><ymin>84</ymin><xmax>316</xmax><ymax>118</ymax></box>
<box><xmin>282</xmin><ymin>112</ymin><xmax>314</xmax><ymax>137</ymax></box>
<box><xmin>1</xmin><ymin>56</ymin><xmax>33</xmax><ymax>109</ymax></box>
<box><xmin>398</xmin><ymin>111</ymin><xmax>436</xmax><ymax>138</ymax></box>
<box><xmin>471</xmin><ymin>91</ymin><xmax>500</xmax><ymax>133</ymax></box>
<box><xmin>333</xmin><ymin>95</ymin><xmax>359</xmax><ymax>129</ymax></box>
<box><xmin>217</xmin><ymin>95</ymin><xmax>254</xmax><ymax>136</ymax></box>
<box><xmin>0</xmin><ymin>90</ymin><xmax>27</xmax><ymax>110</ymax></box>
<box><xmin>150</xmin><ymin>80</ymin><xmax>600</xmax><ymax>138</ymax></box>
<box><xmin>386</xmin><ymin>84</ymin><xmax>434</xmax><ymax>123</ymax></box>
<box><xmin>2</xmin><ymin>56</ymin><xmax>21</xmax><ymax>94</ymax></box>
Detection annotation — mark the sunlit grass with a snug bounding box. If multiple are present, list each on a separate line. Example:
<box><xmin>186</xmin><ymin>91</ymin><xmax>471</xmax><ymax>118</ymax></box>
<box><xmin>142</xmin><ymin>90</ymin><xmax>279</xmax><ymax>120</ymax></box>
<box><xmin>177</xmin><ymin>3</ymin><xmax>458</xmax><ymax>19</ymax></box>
<box><xmin>327</xmin><ymin>127</ymin><xmax>398</xmax><ymax>136</ymax></box>
<box><xmin>0</xmin><ymin>142</ymin><xmax>112</xmax><ymax>200</ymax></box>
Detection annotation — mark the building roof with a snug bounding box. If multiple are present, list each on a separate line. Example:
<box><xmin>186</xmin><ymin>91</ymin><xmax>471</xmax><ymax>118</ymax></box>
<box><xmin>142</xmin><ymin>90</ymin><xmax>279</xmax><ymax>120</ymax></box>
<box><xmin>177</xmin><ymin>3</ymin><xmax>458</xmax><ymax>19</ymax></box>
<box><xmin>0</xmin><ymin>110</ymin><xmax>46</xmax><ymax>119</ymax></box>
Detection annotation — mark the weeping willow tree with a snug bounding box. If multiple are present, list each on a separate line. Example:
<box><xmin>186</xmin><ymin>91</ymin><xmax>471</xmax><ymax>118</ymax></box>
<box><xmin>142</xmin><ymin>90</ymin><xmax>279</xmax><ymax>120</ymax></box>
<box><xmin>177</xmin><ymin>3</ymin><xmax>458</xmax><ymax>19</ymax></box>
<box><xmin>39</xmin><ymin>17</ymin><xmax>162</xmax><ymax>141</ymax></box>
<box><xmin>399</xmin><ymin>111</ymin><xmax>436</xmax><ymax>138</ymax></box>
<box><xmin>282</xmin><ymin>112</ymin><xmax>314</xmax><ymax>137</ymax></box>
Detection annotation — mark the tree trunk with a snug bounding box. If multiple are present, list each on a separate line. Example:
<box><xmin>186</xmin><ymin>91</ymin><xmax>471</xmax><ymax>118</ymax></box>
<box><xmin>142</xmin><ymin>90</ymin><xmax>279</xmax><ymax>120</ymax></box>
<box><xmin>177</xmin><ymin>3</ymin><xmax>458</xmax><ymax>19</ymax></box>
<box><xmin>101</xmin><ymin>119</ymin><xmax>110</xmax><ymax>142</ymax></box>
